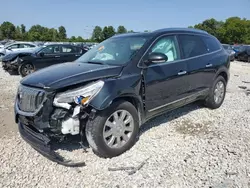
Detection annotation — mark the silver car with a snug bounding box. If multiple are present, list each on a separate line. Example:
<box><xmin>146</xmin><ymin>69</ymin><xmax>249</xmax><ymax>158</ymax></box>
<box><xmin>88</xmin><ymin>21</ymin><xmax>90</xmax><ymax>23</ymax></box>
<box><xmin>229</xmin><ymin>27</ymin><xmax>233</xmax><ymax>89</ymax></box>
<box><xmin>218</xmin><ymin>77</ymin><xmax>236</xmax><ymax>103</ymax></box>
<box><xmin>0</xmin><ymin>42</ymin><xmax>38</xmax><ymax>58</ymax></box>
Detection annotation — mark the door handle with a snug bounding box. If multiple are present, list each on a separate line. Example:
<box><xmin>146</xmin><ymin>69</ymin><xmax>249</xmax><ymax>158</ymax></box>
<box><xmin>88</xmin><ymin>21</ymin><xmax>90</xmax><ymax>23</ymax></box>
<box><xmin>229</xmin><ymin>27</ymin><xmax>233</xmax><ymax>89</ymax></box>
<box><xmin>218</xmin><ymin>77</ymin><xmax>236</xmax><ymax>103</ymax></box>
<box><xmin>178</xmin><ymin>71</ymin><xmax>187</xmax><ymax>76</ymax></box>
<box><xmin>55</xmin><ymin>56</ymin><xmax>60</xmax><ymax>58</ymax></box>
<box><xmin>206</xmin><ymin>63</ymin><xmax>213</xmax><ymax>68</ymax></box>
<box><xmin>75</xmin><ymin>54</ymin><xmax>81</xmax><ymax>57</ymax></box>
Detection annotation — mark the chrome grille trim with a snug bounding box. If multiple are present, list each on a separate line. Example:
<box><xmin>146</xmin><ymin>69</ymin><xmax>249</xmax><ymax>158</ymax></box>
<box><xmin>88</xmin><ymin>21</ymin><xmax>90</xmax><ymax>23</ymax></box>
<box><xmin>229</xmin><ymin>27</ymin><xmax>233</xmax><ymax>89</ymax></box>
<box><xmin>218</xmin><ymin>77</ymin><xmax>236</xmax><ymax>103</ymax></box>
<box><xmin>16</xmin><ymin>85</ymin><xmax>45</xmax><ymax>115</ymax></box>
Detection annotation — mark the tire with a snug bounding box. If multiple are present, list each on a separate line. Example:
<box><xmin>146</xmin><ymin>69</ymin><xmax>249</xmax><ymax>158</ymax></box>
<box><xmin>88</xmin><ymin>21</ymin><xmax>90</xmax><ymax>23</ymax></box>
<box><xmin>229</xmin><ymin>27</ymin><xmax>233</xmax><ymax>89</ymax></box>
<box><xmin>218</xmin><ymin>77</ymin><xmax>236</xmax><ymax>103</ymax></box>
<box><xmin>204</xmin><ymin>76</ymin><xmax>226</xmax><ymax>109</ymax></box>
<box><xmin>85</xmin><ymin>100</ymin><xmax>139</xmax><ymax>158</ymax></box>
<box><xmin>18</xmin><ymin>63</ymin><xmax>34</xmax><ymax>77</ymax></box>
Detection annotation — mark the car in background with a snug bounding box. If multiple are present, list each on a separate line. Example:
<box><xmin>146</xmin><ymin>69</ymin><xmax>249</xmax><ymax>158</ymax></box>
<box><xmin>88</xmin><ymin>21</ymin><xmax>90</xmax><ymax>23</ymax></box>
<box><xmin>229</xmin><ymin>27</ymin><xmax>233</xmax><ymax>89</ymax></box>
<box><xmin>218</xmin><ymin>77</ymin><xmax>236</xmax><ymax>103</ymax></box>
<box><xmin>222</xmin><ymin>44</ymin><xmax>235</xmax><ymax>61</ymax></box>
<box><xmin>14</xmin><ymin>28</ymin><xmax>230</xmax><ymax>164</ymax></box>
<box><xmin>0</xmin><ymin>42</ymin><xmax>38</xmax><ymax>58</ymax></box>
<box><xmin>2</xmin><ymin>44</ymin><xmax>88</xmax><ymax>77</ymax></box>
<box><xmin>237</xmin><ymin>45</ymin><xmax>250</xmax><ymax>62</ymax></box>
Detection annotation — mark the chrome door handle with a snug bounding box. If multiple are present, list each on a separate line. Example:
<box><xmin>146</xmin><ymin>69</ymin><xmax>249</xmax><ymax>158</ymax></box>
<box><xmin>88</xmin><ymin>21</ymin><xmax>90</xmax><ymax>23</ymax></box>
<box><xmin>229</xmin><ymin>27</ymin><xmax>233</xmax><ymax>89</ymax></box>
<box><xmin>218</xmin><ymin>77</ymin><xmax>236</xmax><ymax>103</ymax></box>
<box><xmin>178</xmin><ymin>71</ymin><xmax>187</xmax><ymax>76</ymax></box>
<box><xmin>75</xmin><ymin>54</ymin><xmax>81</xmax><ymax>57</ymax></box>
<box><xmin>55</xmin><ymin>55</ymin><xmax>60</xmax><ymax>58</ymax></box>
<box><xmin>206</xmin><ymin>63</ymin><xmax>213</xmax><ymax>68</ymax></box>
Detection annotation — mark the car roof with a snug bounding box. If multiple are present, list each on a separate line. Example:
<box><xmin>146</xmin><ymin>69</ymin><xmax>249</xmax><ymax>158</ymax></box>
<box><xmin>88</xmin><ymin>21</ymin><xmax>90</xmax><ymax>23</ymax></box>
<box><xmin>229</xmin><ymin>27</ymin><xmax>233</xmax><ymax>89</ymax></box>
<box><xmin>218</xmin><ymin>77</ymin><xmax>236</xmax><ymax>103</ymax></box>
<box><xmin>112</xmin><ymin>27</ymin><xmax>209</xmax><ymax>39</ymax></box>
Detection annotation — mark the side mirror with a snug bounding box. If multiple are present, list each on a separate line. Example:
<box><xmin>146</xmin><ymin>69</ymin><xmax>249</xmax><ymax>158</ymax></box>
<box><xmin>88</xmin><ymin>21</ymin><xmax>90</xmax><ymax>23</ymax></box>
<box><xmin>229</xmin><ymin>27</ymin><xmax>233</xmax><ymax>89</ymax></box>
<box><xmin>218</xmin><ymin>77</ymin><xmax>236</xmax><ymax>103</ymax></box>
<box><xmin>145</xmin><ymin>52</ymin><xmax>168</xmax><ymax>65</ymax></box>
<box><xmin>39</xmin><ymin>52</ymin><xmax>45</xmax><ymax>57</ymax></box>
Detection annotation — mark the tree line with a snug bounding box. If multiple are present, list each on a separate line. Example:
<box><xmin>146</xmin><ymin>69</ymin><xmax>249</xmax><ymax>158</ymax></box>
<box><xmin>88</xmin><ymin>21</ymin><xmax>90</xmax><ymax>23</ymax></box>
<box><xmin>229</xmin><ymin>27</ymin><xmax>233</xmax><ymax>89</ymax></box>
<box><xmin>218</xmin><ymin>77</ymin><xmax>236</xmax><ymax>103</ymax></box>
<box><xmin>0</xmin><ymin>16</ymin><xmax>249</xmax><ymax>44</ymax></box>
<box><xmin>189</xmin><ymin>17</ymin><xmax>250</xmax><ymax>44</ymax></box>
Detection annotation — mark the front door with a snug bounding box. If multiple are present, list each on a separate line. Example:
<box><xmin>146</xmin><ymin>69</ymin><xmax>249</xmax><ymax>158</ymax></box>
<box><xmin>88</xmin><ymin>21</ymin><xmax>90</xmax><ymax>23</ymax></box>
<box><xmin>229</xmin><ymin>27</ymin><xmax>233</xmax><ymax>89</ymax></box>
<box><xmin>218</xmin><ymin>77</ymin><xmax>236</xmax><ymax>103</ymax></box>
<box><xmin>142</xmin><ymin>35</ymin><xmax>189</xmax><ymax>118</ymax></box>
<box><xmin>34</xmin><ymin>45</ymin><xmax>62</xmax><ymax>69</ymax></box>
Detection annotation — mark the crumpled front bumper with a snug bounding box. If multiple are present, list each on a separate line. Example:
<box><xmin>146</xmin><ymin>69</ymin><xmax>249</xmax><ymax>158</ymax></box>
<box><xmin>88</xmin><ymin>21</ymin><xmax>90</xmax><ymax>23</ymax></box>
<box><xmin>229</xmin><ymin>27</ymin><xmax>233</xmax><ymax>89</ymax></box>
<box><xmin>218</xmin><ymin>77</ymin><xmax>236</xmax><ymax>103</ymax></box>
<box><xmin>2</xmin><ymin>61</ymin><xmax>18</xmax><ymax>71</ymax></box>
<box><xmin>18</xmin><ymin>122</ymin><xmax>86</xmax><ymax>167</ymax></box>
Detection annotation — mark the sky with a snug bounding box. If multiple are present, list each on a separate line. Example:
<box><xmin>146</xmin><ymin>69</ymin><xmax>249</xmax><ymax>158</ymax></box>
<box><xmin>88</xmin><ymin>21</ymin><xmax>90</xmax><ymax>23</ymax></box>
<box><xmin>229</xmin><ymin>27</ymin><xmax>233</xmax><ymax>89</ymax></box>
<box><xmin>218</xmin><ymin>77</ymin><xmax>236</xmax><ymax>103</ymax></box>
<box><xmin>1</xmin><ymin>0</ymin><xmax>250</xmax><ymax>38</ymax></box>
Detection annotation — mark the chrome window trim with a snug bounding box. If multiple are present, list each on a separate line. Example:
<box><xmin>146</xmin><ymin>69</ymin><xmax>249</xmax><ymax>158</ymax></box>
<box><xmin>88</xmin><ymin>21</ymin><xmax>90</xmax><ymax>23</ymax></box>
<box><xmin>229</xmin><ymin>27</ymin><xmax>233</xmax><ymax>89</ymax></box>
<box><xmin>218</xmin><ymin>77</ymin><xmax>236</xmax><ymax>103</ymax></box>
<box><xmin>137</xmin><ymin>32</ymin><xmax>222</xmax><ymax>68</ymax></box>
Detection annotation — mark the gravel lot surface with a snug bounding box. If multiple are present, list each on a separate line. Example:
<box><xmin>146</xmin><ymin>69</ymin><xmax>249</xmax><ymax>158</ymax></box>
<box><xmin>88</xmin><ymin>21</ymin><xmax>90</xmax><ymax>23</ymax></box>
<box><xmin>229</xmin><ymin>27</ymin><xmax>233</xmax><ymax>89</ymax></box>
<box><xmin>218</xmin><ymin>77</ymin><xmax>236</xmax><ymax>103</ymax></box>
<box><xmin>1</xmin><ymin>61</ymin><xmax>250</xmax><ymax>188</ymax></box>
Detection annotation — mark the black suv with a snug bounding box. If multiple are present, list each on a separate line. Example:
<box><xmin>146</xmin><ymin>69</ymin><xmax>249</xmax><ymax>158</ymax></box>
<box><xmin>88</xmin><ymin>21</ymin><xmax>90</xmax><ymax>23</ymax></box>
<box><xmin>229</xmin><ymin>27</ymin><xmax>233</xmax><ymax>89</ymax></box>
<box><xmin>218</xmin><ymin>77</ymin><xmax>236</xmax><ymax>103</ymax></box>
<box><xmin>2</xmin><ymin>44</ymin><xmax>87</xmax><ymax>77</ymax></box>
<box><xmin>15</xmin><ymin>28</ymin><xmax>230</xmax><ymax>164</ymax></box>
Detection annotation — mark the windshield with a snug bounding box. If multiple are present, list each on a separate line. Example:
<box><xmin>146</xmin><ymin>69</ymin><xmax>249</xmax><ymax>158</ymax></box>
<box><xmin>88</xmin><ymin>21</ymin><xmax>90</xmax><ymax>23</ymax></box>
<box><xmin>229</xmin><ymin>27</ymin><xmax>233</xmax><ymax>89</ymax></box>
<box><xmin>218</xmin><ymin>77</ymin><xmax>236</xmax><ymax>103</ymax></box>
<box><xmin>33</xmin><ymin>46</ymin><xmax>45</xmax><ymax>53</ymax></box>
<box><xmin>222</xmin><ymin>44</ymin><xmax>232</xmax><ymax>50</ymax></box>
<box><xmin>76</xmin><ymin>36</ymin><xmax>150</xmax><ymax>65</ymax></box>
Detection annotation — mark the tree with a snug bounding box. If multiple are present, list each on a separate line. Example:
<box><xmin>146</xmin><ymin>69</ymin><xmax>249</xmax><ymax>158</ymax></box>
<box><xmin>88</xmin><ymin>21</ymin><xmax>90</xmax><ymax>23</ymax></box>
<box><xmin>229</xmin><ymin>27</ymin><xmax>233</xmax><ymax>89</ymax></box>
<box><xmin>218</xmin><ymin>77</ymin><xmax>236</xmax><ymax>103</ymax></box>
<box><xmin>91</xmin><ymin>26</ymin><xmax>103</xmax><ymax>42</ymax></box>
<box><xmin>117</xmin><ymin>26</ymin><xmax>127</xmax><ymax>34</ymax></box>
<box><xmin>102</xmin><ymin>26</ymin><xmax>115</xmax><ymax>40</ymax></box>
<box><xmin>15</xmin><ymin>26</ymin><xmax>22</xmax><ymax>40</ymax></box>
<box><xmin>76</xmin><ymin>36</ymin><xmax>84</xmax><ymax>42</ymax></box>
<box><xmin>0</xmin><ymin>21</ymin><xmax>16</xmax><ymax>39</ymax></box>
<box><xmin>58</xmin><ymin>26</ymin><xmax>67</xmax><ymax>40</ymax></box>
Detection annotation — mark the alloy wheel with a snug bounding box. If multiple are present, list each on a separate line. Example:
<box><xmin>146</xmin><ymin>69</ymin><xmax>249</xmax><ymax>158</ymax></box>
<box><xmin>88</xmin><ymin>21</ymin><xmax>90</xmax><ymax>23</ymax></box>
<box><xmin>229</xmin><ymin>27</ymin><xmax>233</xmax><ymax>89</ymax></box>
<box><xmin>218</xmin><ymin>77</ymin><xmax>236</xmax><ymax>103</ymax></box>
<box><xmin>214</xmin><ymin>81</ymin><xmax>225</xmax><ymax>104</ymax></box>
<box><xmin>103</xmin><ymin>110</ymin><xmax>134</xmax><ymax>149</ymax></box>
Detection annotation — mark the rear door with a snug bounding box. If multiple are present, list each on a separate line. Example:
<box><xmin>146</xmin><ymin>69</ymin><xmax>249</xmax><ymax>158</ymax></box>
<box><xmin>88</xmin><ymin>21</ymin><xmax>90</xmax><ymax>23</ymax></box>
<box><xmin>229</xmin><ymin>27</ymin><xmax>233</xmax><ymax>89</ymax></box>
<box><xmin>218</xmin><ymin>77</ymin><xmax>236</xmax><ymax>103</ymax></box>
<box><xmin>177</xmin><ymin>34</ymin><xmax>219</xmax><ymax>95</ymax></box>
<box><xmin>60</xmin><ymin>45</ymin><xmax>81</xmax><ymax>63</ymax></box>
<box><xmin>34</xmin><ymin>45</ymin><xmax>62</xmax><ymax>69</ymax></box>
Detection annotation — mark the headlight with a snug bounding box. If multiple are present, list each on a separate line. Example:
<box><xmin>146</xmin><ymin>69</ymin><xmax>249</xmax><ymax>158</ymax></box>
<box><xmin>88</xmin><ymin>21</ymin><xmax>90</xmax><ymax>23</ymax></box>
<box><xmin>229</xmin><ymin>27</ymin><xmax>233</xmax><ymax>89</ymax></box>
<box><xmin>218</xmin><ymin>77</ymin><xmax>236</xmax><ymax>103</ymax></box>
<box><xmin>54</xmin><ymin>80</ymin><xmax>104</xmax><ymax>106</ymax></box>
<box><xmin>10</xmin><ymin>57</ymin><xmax>20</xmax><ymax>65</ymax></box>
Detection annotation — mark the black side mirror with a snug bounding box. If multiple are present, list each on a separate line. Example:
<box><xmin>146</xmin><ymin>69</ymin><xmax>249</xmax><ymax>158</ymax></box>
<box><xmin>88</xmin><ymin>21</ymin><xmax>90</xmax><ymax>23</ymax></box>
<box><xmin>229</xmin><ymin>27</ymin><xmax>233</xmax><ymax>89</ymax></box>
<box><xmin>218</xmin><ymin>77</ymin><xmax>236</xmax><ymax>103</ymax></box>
<box><xmin>145</xmin><ymin>52</ymin><xmax>168</xmax><ymax>65</ymax></box>
<box><xmin>39</xmin><ymin>52</ymin><xmax>45</xmax><ymax>57</ymax></box>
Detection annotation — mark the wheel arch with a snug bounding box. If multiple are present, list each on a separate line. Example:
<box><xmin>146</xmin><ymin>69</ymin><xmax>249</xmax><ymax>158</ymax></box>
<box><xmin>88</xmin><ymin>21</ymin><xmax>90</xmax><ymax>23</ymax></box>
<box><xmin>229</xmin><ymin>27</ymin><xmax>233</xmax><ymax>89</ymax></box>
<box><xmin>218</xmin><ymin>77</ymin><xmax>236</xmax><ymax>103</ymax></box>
<box><xmin>214</xmin><ymin>66</ymin><xmax>229</xmax><ymax>84</ymax></box>
<box><xmin>90</xmin><ymin>94</ymin><xmax>144</xmax><ymax>126</ymax></box>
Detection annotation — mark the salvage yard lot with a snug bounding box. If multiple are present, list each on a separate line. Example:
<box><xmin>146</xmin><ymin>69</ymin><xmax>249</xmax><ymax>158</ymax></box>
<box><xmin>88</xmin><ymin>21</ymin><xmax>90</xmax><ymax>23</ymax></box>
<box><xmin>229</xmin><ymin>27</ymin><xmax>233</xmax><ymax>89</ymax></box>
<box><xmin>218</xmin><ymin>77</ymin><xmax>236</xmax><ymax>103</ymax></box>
<box><xmin>1</xmin><ymin>61</ymin><xmax>250</xmax><ymax>187</ymax></box>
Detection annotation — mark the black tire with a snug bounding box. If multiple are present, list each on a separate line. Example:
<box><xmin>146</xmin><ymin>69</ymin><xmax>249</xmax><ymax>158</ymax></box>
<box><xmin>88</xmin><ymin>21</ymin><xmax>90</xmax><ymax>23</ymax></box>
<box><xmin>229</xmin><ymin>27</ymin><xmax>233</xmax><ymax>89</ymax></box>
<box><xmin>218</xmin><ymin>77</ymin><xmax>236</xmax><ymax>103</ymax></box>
<box><xmin>85</xmin><ymin>100</ymin><xmax>139</xmax><ymax>158</ymax></box>
<box><xmin>204</xmin><ymin>76</ymin><xmax>226</xmax><ymax>109</ymax></box>
<box><xmin>18</xmin><ymin>63</ymin><xmax>34</xmax><ymax>77</ymax></box>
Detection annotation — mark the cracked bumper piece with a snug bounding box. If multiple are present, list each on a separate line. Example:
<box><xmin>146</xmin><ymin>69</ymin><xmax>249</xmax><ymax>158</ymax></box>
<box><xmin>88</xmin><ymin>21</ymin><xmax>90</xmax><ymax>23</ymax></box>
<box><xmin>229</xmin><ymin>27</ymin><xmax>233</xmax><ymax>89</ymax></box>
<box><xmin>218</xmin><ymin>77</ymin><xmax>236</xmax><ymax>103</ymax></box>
<box><xmin>18</xmin><ymin>122</ymin><xmax>86</xmax><ymax>167</ymax></box>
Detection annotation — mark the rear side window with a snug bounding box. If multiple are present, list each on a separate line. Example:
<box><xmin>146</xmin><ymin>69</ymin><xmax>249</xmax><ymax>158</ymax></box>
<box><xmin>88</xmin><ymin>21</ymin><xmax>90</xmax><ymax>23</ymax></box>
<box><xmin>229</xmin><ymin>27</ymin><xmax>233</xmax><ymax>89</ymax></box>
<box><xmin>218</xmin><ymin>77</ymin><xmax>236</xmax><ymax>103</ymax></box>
<box><xmin>202</xmin><ymin>36</ymin><xmax>221</xmax><ymax>52</ymax></box>
<box><xmin>62</xmin><ymin>46</ymin><xmax>77</xmax><ymax>53</ymax></box>
<box><xmin>178</xmin><ymin>35</ymin><xmax>208</xmax><ymax>58</ymax></box>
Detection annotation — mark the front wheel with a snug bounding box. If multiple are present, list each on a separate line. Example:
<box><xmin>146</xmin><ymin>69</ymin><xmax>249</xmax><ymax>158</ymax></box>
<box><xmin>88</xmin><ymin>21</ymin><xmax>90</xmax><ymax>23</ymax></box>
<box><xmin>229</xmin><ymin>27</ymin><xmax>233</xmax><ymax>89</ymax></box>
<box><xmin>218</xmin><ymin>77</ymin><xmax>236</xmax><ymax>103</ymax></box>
<box><xmin>18</xmin><ymin>63</ymin><xmax>34</xmax><ymax>77</ymax></box>
<box><xmin>85</xmin><ymin>100</ymin><xmax>139</xmax><ymax>158</ymax></box>
<box><xmin>204</xmin><ymin>76</ymin><xmax>226</xmax><ymax>109</ymax></box>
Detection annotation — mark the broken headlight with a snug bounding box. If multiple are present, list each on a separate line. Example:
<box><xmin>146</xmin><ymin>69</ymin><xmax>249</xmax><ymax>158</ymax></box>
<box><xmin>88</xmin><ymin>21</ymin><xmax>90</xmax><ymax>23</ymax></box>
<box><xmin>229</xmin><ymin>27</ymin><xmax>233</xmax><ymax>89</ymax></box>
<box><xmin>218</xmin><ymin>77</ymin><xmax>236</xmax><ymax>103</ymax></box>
<box><xmin>53</xmin><ymin>80</ymin><xmax>104</xmax><ymax>107</ymax></box>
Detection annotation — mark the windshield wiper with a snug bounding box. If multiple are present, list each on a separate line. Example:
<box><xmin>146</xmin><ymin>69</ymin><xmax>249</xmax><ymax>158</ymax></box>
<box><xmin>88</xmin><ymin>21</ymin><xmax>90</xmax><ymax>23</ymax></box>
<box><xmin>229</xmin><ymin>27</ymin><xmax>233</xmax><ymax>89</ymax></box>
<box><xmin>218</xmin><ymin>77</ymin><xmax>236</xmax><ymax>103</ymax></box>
<box><xmin>87</xmin><ymin>61</ymin><xmax>104</xmax><ymax>65</ymax></box>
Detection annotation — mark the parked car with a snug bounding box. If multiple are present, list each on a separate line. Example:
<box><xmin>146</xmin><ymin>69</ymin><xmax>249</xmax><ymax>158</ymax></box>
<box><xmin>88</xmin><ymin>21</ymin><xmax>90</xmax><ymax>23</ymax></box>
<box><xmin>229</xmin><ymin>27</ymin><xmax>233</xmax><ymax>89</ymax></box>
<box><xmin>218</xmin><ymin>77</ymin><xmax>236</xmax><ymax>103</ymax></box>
<box><xmin>0</xmin><ymin>42</ymin><xmax>38</xmax><ymax>58</ymax></box>
<box><xmin>15</xmin><ymin>28</ymin><xmax>230</xmax><ymax>165</ymax></box>
<box><xmin>232</xmin><ymin>45</ymin><xmax>244</xmax><ymax>59</ymax></box>
<box><xmin>2</xmin><ymin>44</ymin><xmax>88</xmax><ymax>77</ymax></box>
<box><xmin>237</xmin><ymin>45</ymin><xmax>250</xmax><ymax>62</ymax></box>
<box><xmin>222</xmin><ymin>44</ymin><xmax>235</xmax><ymax>61</ymax></box>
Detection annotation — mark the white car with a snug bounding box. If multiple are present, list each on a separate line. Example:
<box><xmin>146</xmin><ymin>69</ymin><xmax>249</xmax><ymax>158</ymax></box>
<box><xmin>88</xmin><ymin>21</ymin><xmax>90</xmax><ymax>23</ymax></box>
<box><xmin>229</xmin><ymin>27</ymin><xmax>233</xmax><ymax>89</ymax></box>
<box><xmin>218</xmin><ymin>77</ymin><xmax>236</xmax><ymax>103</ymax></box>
<box><xmin>0</xmin><ymin>42</ymin><xmax>38</xmax><ymax>58</ymax></box>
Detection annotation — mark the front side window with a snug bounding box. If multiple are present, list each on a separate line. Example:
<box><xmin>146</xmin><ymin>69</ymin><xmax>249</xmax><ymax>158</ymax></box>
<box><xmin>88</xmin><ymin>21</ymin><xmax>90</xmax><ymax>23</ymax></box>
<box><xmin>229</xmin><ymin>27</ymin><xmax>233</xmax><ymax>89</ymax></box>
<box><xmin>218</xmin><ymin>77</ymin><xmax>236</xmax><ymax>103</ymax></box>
<box><xmin>179</xmin><ymin>35</ymin><xmax>208</xmax><ymax>58</ymax></box>
<box><xmin>41</xmin><ymin>45</ymin><xmax>60</xmax><ymax>54</ymax></box>
<box><xmin>7</xmin><ymin>44</ymin><xmax>18</xmax><ymax>49</ymax></box>
<box><xmin>77</xmin><ymin>36</ymin><xmax>150</xmax><ymax>65</ymax></box>
<box><xmin>149</xmin><ymin>35</ymin><xmax>180</xmax><ymax>63</ymax></box>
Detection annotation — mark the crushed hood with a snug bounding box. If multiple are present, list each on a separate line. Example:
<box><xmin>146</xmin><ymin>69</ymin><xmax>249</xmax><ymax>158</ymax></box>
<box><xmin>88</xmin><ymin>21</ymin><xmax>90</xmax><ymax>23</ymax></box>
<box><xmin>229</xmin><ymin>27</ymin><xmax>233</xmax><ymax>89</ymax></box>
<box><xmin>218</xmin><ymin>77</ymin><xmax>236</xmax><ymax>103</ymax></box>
<box><xmin>21</xmin><ymin>62</ymin><xmax>123</xmax><ymax>90</ymax></box>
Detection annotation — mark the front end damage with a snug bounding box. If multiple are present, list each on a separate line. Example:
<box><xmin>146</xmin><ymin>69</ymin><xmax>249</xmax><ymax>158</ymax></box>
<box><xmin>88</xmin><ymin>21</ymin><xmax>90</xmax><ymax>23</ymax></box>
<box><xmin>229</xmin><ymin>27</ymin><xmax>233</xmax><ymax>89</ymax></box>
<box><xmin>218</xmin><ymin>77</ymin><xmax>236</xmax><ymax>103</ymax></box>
<box><xmin>15</xmin><ymin>81</ymin><xmax>104</xmax><ymax>167</ymax></box>
<box><xmin>2</xmin><ymin>56</ymin><xmax>20</xmax><ymax>71</ymax></box>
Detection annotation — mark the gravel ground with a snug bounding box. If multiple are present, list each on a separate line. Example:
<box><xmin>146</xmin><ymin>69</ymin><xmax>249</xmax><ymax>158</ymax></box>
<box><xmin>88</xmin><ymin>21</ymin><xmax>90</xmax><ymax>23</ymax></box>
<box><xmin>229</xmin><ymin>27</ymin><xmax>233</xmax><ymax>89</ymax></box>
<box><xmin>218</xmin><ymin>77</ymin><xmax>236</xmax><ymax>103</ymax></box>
<box><xmin>1</xmin><ymin>61</ymin><xmax>250</xmax><ymax>188</ymax></box>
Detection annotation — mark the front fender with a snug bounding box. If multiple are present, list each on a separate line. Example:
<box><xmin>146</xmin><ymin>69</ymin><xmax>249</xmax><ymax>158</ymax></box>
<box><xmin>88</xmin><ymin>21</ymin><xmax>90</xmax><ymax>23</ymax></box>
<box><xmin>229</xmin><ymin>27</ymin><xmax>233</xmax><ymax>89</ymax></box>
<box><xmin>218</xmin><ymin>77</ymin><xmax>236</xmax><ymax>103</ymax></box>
<box><xmin>89</xmin><ymin>74</ymin><xmax>143</xmax><ymax>111</ymax></box>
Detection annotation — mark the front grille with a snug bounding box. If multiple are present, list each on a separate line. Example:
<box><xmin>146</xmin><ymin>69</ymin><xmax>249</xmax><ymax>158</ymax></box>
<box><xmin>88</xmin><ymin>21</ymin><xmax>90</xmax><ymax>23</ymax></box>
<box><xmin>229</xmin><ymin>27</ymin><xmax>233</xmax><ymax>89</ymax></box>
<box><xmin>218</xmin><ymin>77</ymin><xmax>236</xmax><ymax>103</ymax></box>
<box><xmin>17</xmin><ymin>85</ymin><xmax>45</xmax><ymax>113</ymax></box>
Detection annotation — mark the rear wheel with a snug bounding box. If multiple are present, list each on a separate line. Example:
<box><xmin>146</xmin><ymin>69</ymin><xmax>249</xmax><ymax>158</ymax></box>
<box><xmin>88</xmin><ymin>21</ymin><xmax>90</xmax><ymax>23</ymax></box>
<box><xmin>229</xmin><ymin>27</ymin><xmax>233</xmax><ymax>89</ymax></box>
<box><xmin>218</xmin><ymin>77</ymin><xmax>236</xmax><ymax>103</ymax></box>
<box><xmin>85</xmin><ymin>100</ymin><xmax>139</xmax><ymax>158</ymax></box>
<box><xmin>204</xmin><ymin>76</ymin><xmax>226</xmax><ymax>109</ymax></box>
<box><xmin>18</xmin><ymin>63</ymin><xmax>34</xmax><ymax>77</ymax></box>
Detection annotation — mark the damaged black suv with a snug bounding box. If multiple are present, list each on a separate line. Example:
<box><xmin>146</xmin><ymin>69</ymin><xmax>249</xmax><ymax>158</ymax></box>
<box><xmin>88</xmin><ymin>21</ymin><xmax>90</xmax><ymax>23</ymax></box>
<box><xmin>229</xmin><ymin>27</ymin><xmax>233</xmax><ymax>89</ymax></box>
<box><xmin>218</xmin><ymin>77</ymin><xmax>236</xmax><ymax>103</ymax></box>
<box><xmin>15</xmin><ymin>28</ymin><xmax>230</xmax><ymax>163</ymax></box>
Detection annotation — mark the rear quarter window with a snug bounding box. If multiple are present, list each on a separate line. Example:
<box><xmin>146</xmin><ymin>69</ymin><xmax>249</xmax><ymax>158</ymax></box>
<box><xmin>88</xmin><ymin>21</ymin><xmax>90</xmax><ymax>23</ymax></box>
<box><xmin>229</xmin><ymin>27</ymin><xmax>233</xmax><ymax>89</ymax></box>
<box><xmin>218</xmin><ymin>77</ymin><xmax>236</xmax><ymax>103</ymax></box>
<box><xmin>202</xmin><ymin>36</ymin><xmax>221</xmax><ymax>52</ymax></box>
